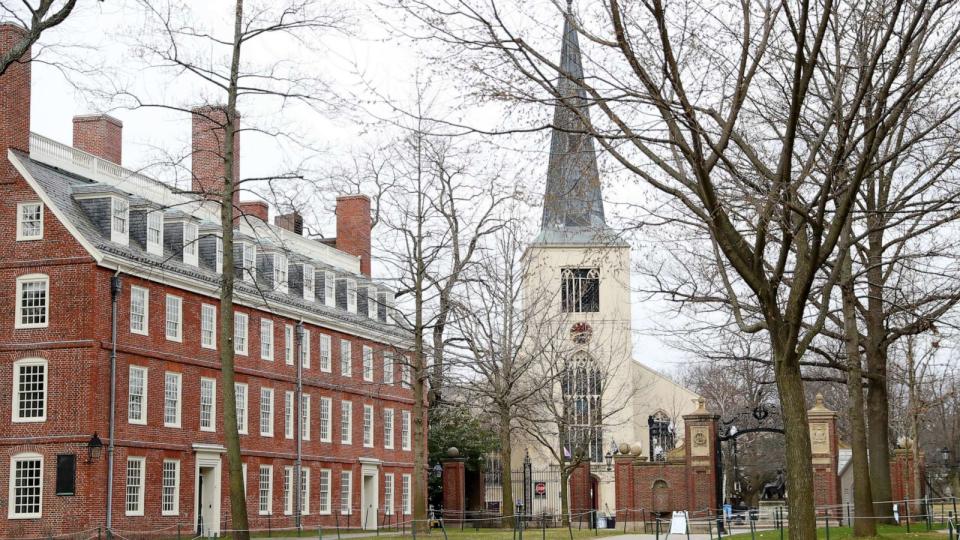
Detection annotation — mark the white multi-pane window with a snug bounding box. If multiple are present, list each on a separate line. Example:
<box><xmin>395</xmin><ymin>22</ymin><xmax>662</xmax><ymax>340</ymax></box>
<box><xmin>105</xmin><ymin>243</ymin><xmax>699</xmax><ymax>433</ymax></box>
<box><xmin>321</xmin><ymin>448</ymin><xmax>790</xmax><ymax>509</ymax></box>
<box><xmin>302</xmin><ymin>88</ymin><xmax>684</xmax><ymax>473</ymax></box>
<box><xmin>340</xmin><ymin>340</ymin><xmax>352</xmax><ymax>377</ymax></box>
<box><xmin>383</xmin><ymin>473</ymin><xmax>395</xmax><ymax>515</ymax></box>
<box><xmin>125</xmin><ymin>457</ymin><xmax>145</xmax><ymax>516</ymax></box>
<box><xmin>236</xmin><ymin>383</ymin><xmax>248</xmax><ymax>434</ymax></box>
<box><xmin>383</xmin><ymin>353</ymin><xmax>394</xmax><ymax>385</ymax></box>
<box><xmin>340</xmin><ymin>471</ymin><xmax>352</xmax><ymax>515</ymax></box>
<box><xmin>129</xmin><ymin>286</ymin><xmax>149</xmax><ymax>335</ymax></box>
<box><xmin>111</xmin><ymin>197</ymin><xmax>129</xmax><ymax>244</ymax></box>
<box><xmin>200</xmin><ymin>378</ymin><xmax>216</xmax><ymax>432</ymax></box>
<box><xmin>319</xmin><ymin>334</ymin><xmax>332</xmax><ymax>372</ymax></box>
<box><xmin>161</xmin><ymin>460</ymin><xmax>180</xmax><ymax>516</ymax></box>
<box><xmin>301</xmin><ymin>329</ymin><xmax>311</xmax><ymax>369</ymax></box>
<box><xmin>8</xmin><ymin>454</ymin><xmax>42</xmax><ymax>518</ymax></box>
<box><xmin>367</xmin><ymin>287</ymin><xmax>377</xmax><ymax>319</ymax></box>
<box><xmin>318</xmin><ymin>469</ymin><xmax>332</xmax><ymax>514</ymax></box>
<box><xmin>16</xmin><ymin>202</ymin><xmax>43</xmax><ymax>241</ymax></box>
<box><xmin>201</xmin><ymin>304</ymin><xmax>216</xmax><ymax>349</ymax></box>
<box><xmin>362</xmin><ymin>346</ymin><xmax>374</xmax><ymax>382</ymax></box>
<box><xmin>235</xmin><ymin>312</ymin><xmax>249</xmax><ymax>355</ymax></box>
<box><xmin>258</xmin><ymin>465</ymin><xmax>273</xmax><ymax>515</ymax></box>
<box><xmin>16</xmin><ymin>274</ymin><xmax>48</xmax><ymax>329</ymax></box>
<box><xmin>284</xmin><ymin>324</ymin><xmax>294</xmax><ymax>365</ymax></box>
<box><xmin>242</xmin><ymin>242</ymin><xmax>257</xmax><ymax>282</ymax></box>
<box><xmin>319</xmin><ymin>397</ymin><xmax>332</xmax><ymax>442</ymax></box>
<box><xmin>341</xmin><ymin>401</ymin><xmax>352</xmax><ymax>444</ymax></box>
<box><xmin>182</xmin><ymin>222</ymin><xmax>199</xmax><ymax>266</ymax></box>
<box><xmin>260</xmin><ymin>318</ymin><xmax>274</xmax><ymax>360</ymax></box>
<box><xmin>163</xmin><ymin>372</ymin><xmax>181</xmax><ymax>428</ymax></box>
<box><xmin>165</xmin><ymin>295</ymin><xmax>182</xmax><ymax>342</ymax></box>
<box><xmin>401</xmin><ymin>474</ymin><xmax>412</xmax><ymax>515</ymax></box>
<box><xmin>300</xmin><ymin>468</ymin><xmax>311</xmax><ymax>515</ymax></box>
<box><xmin>401</xmin><ymin>410</ymin><xmax>411</xmax><ymax>451</ymax></box>
<box><xmin>284</xmin><ymin>391</ymin><xmax>294</xmax><ymax>439</ymax></box>
<box><xmin>324</xmin><ymin>271</ymin><xmax>335</xmax><ymax>307</ymax></box>
<box><xmin>274</xmin><ymin>253</ymin><xmax>288</xmax><ymax>293</ymax></box>
<box><xmin>283</xmin><ymin>467</ymin><xmax>293</xmax><ymax>515</ymax></box>
<box><xmin>301</xmin><ymin>394</ymin><xmax>311</xmax><ymax>441</ymax></box>
<box><xmin>383</xmin><ymin>408</ymin><xmax>394</xmax><ymax>449</ymax></box>
<box><xmin>346</xmin><ymin>279</ymin><xmax>357</xmax><ymax>313</ymax></box>
<box><xmin>363</xmin><ymin>405</ymin><xmax>374</xmax><ymax>448</ymax></box>
<box><xmin>12</xmin><ymin>359</ymin><xmax>46</xmax><ymax>422</ymax></box>
<box><xmin>146</xmin><ymin>211</ymin><xmax>163</xmax><ymax>256</ymax></box>
<box><xmin>128</xmin><ymin>366</ymin><xmax>147</xmax><ymax>425</ymax></box>
<box><xmin>400</xmin><ymin>359</ymin><xmax>412</xmax><ymax>389</ymax></box>
<box><xmin>260</xmin><ymin>387</ymin><xmax>274</xmax><ymax>437</ymax></box>
<box><xmin>303</xmin><ymin>264</ymin><xmax>315</xmax><ymax>301</ymax></box>
<box><xmin>215</xmin><ymin>237</ymin><xmax>224</xmax><ymax>273</ymax></box>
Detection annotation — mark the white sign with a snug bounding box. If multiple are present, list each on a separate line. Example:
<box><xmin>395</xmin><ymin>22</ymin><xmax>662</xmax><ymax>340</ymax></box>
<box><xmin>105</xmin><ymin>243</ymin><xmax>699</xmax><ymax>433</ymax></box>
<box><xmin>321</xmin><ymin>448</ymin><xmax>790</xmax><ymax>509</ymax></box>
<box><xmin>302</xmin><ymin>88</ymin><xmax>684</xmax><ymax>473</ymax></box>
<box><xmin>670</xmin><ymin>511</ymin><xmax>689</xmax><ymax>535</ymax></box>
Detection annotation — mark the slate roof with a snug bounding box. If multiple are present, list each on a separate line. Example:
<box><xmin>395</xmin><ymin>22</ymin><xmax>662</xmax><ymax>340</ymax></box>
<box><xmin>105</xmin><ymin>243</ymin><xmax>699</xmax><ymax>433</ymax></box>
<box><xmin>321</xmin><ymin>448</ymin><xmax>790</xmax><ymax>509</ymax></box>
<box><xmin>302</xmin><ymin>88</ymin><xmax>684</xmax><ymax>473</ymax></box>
<box><xmin>13</xmin><ymin>149</ymin><xmax>408</xmax><ymax>341</ymax></box>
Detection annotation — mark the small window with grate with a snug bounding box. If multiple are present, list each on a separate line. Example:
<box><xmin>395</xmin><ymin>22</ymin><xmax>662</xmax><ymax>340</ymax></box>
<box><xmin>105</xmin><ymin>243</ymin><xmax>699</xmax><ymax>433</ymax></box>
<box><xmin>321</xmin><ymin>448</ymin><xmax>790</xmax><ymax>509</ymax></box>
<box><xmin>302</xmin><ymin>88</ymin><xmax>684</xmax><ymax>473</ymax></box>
<box><xmin>561</xmin><ymin>268</ymin><xmax>600</xmax><ymax>313</ymax></box>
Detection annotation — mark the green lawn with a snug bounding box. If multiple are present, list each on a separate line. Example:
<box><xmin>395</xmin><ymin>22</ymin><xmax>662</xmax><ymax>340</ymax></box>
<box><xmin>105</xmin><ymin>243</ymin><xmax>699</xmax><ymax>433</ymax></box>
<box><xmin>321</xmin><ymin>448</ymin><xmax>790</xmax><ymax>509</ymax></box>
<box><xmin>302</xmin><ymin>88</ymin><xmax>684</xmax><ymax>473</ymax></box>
<box><xmin>725</xmin><ymin>522</ymin><xmax>949</xmax><ymax>540</ymax></box>
<box><xmin>376</xmin><ymin>530</ymin><xmax>623</xmax><ymax>539</ymax></box>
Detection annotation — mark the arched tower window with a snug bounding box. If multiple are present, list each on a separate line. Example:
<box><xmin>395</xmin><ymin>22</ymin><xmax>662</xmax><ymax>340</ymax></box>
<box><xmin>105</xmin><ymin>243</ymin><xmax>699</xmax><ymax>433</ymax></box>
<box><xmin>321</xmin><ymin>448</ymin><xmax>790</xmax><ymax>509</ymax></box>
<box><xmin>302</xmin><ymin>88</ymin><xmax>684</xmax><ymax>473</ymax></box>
<box><xmin>561</xmin><ymin>268</ymin><xmax>599</xmax><ymax>313</ymax></box>
<box><xmin>648</xmin><ymin>410</ymin><xmax>675</xmax><ymax>461</ymax></box>
<box><xmin>561</xmin><ymin>353</ymin><xmax>603</xmax><ymax>463</ymax></box>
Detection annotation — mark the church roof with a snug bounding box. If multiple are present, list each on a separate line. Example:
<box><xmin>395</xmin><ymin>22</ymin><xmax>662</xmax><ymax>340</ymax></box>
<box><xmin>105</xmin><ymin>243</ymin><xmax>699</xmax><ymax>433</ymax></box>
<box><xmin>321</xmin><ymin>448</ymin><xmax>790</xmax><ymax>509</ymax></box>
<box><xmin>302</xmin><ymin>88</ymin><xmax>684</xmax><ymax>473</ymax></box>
<box><xmin>535</xmin><ymin>4</ymin><xmax>618</xmax><ymax>246</ymax></box>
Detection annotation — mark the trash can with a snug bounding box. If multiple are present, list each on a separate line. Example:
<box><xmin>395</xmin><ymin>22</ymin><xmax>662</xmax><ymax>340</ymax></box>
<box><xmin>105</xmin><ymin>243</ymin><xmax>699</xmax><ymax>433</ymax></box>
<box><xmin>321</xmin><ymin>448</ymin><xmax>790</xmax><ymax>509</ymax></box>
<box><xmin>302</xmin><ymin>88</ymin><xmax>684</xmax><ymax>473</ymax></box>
<box><xmin>607</xmin><ymin>516</ymin><xmax>617</xmax><ymax>529</ymax></box>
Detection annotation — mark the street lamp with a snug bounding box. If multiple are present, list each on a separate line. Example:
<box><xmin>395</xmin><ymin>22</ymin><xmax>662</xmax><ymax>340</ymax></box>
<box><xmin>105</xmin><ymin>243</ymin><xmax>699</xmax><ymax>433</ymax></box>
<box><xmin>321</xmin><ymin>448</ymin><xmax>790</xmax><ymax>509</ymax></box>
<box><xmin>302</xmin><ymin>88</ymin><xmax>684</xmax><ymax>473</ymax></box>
<box><xmin>942</xmin><ymin>447</ymin><xmax>952</xmax><ymax>466</ymax></box>
<box><xmin>604</xmin><ymin>451</ymin><xmax>613</xmax><ymax>471</ymax></box>
<box><xmin>433</xmin><ymin>463</ymin><xmax>443</xmax><ymax>478</ymax></box>
<box><xmin>87</xmin><ymin>432</ymin><xmax>103</xmax><ymax>464</ymax></box>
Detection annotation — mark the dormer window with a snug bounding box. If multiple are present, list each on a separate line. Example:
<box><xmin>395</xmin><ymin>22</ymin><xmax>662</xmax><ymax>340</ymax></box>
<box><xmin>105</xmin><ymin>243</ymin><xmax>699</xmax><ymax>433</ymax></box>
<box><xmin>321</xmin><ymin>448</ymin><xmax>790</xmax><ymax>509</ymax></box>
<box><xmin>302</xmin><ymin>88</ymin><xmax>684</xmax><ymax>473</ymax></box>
<box><xmin>324</xmin><ymin>271</ymin><xmax>335</xmax><ymax>308</ymax></box>
<box><xmin>274</xmin><ymin>253</ymin><xmax>288</xmax><ymax>293</ymax></box>
<box><xmin>111</xmin><ymin>197</ymin><xmax>129</xmax><ymax>244</ymax></box>
<box><xmin>303</xmin><ymin>265</ymin><xmax>315</xmax><ymax>301</ymax></box>
<box><xmin>367</xmin><ymin>287</ymin><xmax>377</xmax><ymax>320</ymax></box>
<box><xmin>346</xmin><ymin>279</ymin><xmax>357</xmax><ymax>314</ymax></box>
<box><xmin>241</xmin><ymin>242</ymin><xmax>257</xmax><ymax>282</ymax></box>
<box><xmin>146</xmin><ymin>211</ymin><xmax>164</xmax><ymax>256</ymax></box>
<box><xmin>182</xmin><ymin>222</ymin><xmax>199</xmax><ymax>266</ymax></box>
<box><xmin>215</xmin><ymin>237</ymin><xmax>224</xmax><ymax>274</ymax></box>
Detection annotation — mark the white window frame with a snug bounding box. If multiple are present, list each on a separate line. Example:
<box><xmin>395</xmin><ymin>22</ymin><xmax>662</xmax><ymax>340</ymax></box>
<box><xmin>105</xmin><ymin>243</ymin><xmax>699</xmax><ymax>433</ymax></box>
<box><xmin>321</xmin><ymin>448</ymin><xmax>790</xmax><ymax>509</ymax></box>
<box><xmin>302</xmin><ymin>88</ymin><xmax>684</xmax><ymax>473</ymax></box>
<box><xmin>201</xmin><ymin>303</ymin><xmax>217</xmax><ymax>349</ymax></box>
<box><xmin>274</xmin><ymin>253</ymin><xmax>288</xmax><ymax>293</ymax></box>
<box><xmin>182</xmin><ymin>221</ymin><xmax>199</xmax><ymax>266</ymax></box>
<box><xmin>146</xmin><ymin>210</ymin><xmax>164</xmax><ymax>256</ymax></box>
<box><xmin>340</xmin><ymin>340</ymin><xmax>352</xmax><ymax>377</ymax></box>
<box><xmin>260</xmin><ymin>387</ymin><xmax>274</xmax><ymax>437</ymax></box>
<box><xmin>242</xmin><ymin>242</ymin><xmax>257</xmax><ymax>282</ymax></box>
<box><xmin>16</xmin><ymin>202</ymin><xmax>43</xmax><ymax>241</ymax></box>
<box><xmin>12</xmin><ymin>358</ymin><xmax>47</xmax><ymax>423</ymax></box>
<box><xmin>8</xmin><ymin>453</ymin><xmax>43</xmax><ymax>519</ymax></box>
<box><xmin>165</xmin><ymin>294</ymin><xmax>182</xmax><ymax>342</ymax></box>
<box><xmin>384</xmin><ymin>408</ymin><xmax>394</xmax><ymax>450</ymax></box>
<box><xmin>301</xmin><ymin>328</ymin><xmax>311</xmax><ymax>369</ymax></box>
<box><xmin>15</xmin><ymin>274</ymin><xmax>49</xmax><ymax>329</ymax></box>
<box><xmin>161</xmin><ymin>459</ymin><xmax>180</xmax><ymax>516</ymax></box>
<box><xmin>284</xmin><ymin>324</ymin><xmax>294</xmax><ymax>365</ymax></box>
<box><xmin>401</xmin><ymin>358</ymin><xmax>412</xmax><ymax>389</ymax></box>
<box><xmin>367</xmin><ymin>286</ymin><xmax>377</xmax><ymax>319</ymax></box>
<box><xmin>319</xmin><ymin>469</ymin><xmax>332</xmax><ymax>514</ymax></box>
<box><xmin>283</xmin><ymin>466</ymin><xmax>293</xmax><ymax>515</ymax></box>
<box><xmin>363</xmin><ymin>404</ymin><xmax>374</xmax><ymax>448</ymax></box>
<box><xmin>383</xmin><ymin>352</ymin><xmax>394</xmax><ymax>385</ymax></box>
<box><xmin>215</xmin><ymin>236</ymin><xmax>224</xmax><ymax>274</ymax></box>
<box><xmin>163</xmin><ymin>371</ymin><xmax>182</xmax><ymax>428</ymax></box>
<box><xmin>111</xmin><ymin>196</ymin><xmax>129</xmax><ymax>245</ymax></box>
<box><xmin>362</xmin><ymin>346</ymin><xmax>374</xmax><ymax>382</ymax></box>
<box><xmin>260</xmin><ymin>318</ymin><xmax>274</xmax><ymax>361</ymax></box>
<box><xmin>402</xmin><ymin>474</ymin><xmax>411</xmax><ymax>515</ymax></box>
<box><xmin>346</xmin><ymin>279</ymin><xmax>357</xmax><ymax>313</ymax></box>
<box><xmin>301</xmin><ymin>393</ymin><xmax>311</xmax><ymax>441</ymax></box>
<box><xmin>235</xmin><ymin>312</ymin><xmax>249</xmax><ymax>355</ymax></box>
<box><xmin>319</xmin><ymin>396</ymin><xmax>332</xmax><ymax>443</ymax></box>
<box><xmin>258</xmin><ymin>465</ymin><xmax>273</xmax><ymax>515</ymax></box>
<box><xmin>128</xmin><ymin>365</ymin><xmax>148</xmax><ymax>425</ymax></box>
<box><xmin>284</xmin><ymin>391</ymin><xmax>294</xmax><ymax>439</ymax></box>
<box><xmin>319</xmin><ymin>334</ymin><xmax>332</xmax><ymax>373</ymax></box>
<box><xmin>341</xmin><ymin>401</ymin><xmax>352</xmax><ymax>445</ymax></box>
<box><xmin>125</xmin><ymin>457</ymin><xmax>146</xmax><ymax>516</ymax></box>
<box><xmin>340</xmin><ymin>471</ymin><xmax>352</xmax><ymax>515</ymax></box>
<box><xmin>401</xmin><ymin>410</ymin><xmax>411</xmax><ymax>451</ymax></box>
<box><xmin>384</xmin><ymin>473</ymin><xmax>394</xmax><ymax>516</ymax></box>
<box><xmin>200</xmin><ymin>377</ymin><xmax>216</xmax><ymax>432</ymax></box>
<box><xmin>300</xmin><ymin>468</ymin><xmax>311</xmax><ymax>515</ymax></box>
<box><xmin>303</xmin><ymin>264</ymin><xmax>315</xmax><ymax>301</ymax></box>
<box><xmin>324</xmin><ymin>271</ymin><xmax>335</xmax><ymax>307</ymax></box>
<box><xmin>236</xmin><ymin>383</ymin><xmax>248</xmax><ymax>434</ymax></box>
<box><xmin>129</xmin><ymin>286</ymin><xmax>149</xmax><ymax>335</ymax></box>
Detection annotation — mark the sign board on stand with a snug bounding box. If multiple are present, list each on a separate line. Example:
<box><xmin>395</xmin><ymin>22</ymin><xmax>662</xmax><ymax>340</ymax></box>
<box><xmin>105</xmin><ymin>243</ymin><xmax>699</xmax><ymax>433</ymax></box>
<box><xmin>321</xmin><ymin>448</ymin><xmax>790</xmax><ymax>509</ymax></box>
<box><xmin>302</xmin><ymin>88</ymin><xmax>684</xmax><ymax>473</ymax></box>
<box><xmin>668</xmin><ymin>510</ymin><xmax>689</xmax><ymax>538</ymax></box>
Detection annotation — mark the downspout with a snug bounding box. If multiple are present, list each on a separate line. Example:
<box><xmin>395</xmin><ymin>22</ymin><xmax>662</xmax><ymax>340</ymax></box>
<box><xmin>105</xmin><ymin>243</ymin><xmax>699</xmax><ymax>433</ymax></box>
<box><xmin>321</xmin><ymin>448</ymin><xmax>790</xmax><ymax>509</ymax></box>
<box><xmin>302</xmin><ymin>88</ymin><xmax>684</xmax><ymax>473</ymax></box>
<box><xmin>295</xmin><ymin>321</ymin><xmax>304</xmax><ymax>532</ymax></box>
<box><xmin>106</xmin><ymin>272</ymin><xmax>122</xmax><ymax>534</ymax></box>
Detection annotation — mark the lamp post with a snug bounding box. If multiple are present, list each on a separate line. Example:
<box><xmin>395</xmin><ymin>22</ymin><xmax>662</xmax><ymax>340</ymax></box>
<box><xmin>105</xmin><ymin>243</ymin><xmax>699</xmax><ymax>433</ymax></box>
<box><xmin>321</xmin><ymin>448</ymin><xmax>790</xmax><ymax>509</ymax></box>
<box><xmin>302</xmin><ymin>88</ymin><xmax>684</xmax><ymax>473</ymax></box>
<box><xmin>87</xmin><ymin>433</ymin><xmax>103</xmax><ymax>464</ymax></box>
<box><xmin>433</xmin><ymin>463</ymin><xmax>443</xmax><ymax>478</ymax></box>
<box><xmin>729</xmin><ymin>425</ymin><xmax>740</xmax><ymax>495</ymax></box>
<box><xmin>604</xmin><ymin>451</ymin><xmax>613</xmax><ymax>472</ymax></box>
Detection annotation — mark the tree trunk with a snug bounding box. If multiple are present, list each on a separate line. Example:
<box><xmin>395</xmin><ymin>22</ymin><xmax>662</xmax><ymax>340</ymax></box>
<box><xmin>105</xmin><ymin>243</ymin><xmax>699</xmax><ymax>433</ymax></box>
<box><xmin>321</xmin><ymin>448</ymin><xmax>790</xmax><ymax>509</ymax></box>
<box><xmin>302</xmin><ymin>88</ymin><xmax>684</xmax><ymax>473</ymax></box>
<box><xmin>499</xmin><ymin>408</ymin><xmax>514</xmax><ymax>528</ymax></box>
<box><xmin>840</xmin><ymin>231</ymin><xmax>876</xmax><ymax>537</ymax></box>
<box><xmin>431</xmin><ymin>301</ymin><xmax>447</xmax><ymax>406</ymax></box>
<box><xmin>866</xmin><ymin>347</ymin><xmax>893</xmax><ymax>522</ymax></box>
<box><xmin>773</xmin><ymin>346</ymin><xmax>816</xmax><ymax>540</ymax></box>
<box><xmin>559</xmin><ymin>467</ymin><xmax>570</xmax><ymax>528</ymax></box>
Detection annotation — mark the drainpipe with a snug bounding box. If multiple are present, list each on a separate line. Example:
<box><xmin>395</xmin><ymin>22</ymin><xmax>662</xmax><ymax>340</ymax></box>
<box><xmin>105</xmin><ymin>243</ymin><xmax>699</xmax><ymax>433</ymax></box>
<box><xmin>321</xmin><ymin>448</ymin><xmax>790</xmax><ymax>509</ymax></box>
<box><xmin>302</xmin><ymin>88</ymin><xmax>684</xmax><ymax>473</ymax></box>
<box><xmin>295</xmin><ymin>321</ymin><xmax>304</xmax><ymax>532</ymax></box>
<box><xmin>106</xmin><ymin>273</ymin><xmax>122</xmax><ymax>535</ymax></box>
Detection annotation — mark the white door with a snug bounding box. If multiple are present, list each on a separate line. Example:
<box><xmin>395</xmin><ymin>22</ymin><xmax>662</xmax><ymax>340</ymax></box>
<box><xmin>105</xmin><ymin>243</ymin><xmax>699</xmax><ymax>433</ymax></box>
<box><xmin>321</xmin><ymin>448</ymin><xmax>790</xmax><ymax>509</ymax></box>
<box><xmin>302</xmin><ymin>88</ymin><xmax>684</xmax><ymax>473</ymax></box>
<box><xmin>362</xmin><ymin>473</ymin><xmax>379</xmax><ymax>530</ymax></box>
<box><xmin>195</xmin><ymin>455</ymin><xmax>222</xmax><ymax>537</ymax></box>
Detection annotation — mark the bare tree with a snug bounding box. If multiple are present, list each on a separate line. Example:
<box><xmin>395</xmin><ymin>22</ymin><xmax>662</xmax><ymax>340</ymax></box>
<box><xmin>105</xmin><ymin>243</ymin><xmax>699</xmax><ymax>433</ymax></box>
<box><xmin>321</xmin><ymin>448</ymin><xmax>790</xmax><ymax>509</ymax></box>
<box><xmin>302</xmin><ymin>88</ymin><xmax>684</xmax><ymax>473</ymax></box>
<box><xmin>0</xmin><ymin>0</ymin><xmax>78</xmax><ymax>76</ymax></box>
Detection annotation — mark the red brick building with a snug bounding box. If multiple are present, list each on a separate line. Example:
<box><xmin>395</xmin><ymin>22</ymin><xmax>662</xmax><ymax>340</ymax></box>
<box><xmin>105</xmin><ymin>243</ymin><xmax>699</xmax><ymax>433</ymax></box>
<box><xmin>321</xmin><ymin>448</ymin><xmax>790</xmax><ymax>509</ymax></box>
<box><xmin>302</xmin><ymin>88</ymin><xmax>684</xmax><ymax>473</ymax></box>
<box><xmin>0</xmin><ymin>23</ymin><xmax>413</xmax><ymax>539</ymax></box>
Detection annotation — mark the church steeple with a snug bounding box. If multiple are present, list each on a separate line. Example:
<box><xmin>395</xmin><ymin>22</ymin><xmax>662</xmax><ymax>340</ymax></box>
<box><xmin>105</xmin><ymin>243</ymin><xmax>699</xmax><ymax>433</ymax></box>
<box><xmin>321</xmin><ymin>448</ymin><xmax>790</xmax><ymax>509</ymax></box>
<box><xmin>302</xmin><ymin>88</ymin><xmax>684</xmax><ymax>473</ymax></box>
<box><xmin>538</xmin><ymin>2</ymin><xmax>608</xmax><ymax>242</ymax></box>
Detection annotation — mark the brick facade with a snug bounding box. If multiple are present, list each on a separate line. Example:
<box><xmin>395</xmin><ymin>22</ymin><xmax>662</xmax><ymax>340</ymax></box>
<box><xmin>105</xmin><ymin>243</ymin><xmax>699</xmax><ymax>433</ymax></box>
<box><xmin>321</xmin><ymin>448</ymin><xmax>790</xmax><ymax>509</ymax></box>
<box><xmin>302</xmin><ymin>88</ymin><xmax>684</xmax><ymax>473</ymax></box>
<box><xmin>335</xmin><ymin>195</ymin><xmax>372</xmax><ymax>276</ymax></box>
<box><xmin>72</xmin><ymin>114</ymin><xmax>122</xmax><ymax>165</ymax></box>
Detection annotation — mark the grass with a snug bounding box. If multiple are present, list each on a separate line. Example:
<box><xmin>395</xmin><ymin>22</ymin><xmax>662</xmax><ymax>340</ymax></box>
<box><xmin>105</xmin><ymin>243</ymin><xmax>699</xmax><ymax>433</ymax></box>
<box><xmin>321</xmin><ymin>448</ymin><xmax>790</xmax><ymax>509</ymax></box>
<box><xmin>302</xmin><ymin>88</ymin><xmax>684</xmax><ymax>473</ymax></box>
<box><xmin>726</xmin><ymin>522</ymin><xmax>950</xmax><ymax>540</ymax></box>
<box><xmin>375</xmin><ymin>529</ymin><xmax>624</xmax><ymax>539</ymax></box>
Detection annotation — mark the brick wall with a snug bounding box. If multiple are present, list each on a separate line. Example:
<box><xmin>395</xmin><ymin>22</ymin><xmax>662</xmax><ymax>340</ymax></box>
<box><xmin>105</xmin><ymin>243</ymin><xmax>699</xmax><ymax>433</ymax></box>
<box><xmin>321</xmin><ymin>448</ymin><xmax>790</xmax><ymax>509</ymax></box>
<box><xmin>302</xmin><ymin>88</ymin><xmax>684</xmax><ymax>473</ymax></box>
<box><xmin>0</xmin><ymin>24</ymin><xmax>30</xmax><ymax>182</ymax></box>
<box><xmin>191</xmin><ymin>105</ymin><xmax>240</xmax><ymax>209</ymax></box>
<box><xmin>73</xmin><ymin>114</ymin><xmax>122</xmax><ymax>165</ymax></box>
<box><xmin>335</xmin><ymin>195</ymin><xmax>371</xmax><ymax>276</ymax></box>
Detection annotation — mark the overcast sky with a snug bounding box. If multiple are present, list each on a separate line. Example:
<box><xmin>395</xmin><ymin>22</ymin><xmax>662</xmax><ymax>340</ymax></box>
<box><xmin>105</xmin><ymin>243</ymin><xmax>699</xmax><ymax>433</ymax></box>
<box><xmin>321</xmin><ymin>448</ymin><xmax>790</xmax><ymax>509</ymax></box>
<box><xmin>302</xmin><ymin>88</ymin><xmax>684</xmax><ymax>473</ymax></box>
<box><xmin>21</xmin><ymin>0</ymin><xmax>693</xmax><ymax>374</ymax></box>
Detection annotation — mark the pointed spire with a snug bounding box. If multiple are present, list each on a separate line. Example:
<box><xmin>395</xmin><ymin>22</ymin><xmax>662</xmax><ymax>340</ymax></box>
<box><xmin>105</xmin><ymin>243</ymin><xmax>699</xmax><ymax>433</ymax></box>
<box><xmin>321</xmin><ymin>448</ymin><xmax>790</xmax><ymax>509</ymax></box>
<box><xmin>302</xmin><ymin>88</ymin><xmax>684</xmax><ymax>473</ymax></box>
<box><xmin>539</xmin><ymin>2</ymin><xmax>607</xmax><ymax>240</ymax></box>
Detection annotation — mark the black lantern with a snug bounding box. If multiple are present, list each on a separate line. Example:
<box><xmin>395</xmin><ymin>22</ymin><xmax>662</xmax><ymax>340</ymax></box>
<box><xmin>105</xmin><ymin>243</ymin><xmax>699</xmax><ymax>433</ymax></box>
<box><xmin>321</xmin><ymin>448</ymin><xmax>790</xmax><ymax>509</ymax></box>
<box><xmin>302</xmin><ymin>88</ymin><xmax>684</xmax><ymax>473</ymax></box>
<box><xmin>87</xmin><ymin>432</ymin><xmax>104</xmax><ymax>463</ymax></box>
<box><xmin>604</xmin><ymin>451</ymin><xmax>613</xmax><ymax>471</ymax></box>
<box><xmin>432</xmin><ymin>463</ymin><xmax>443</xmax><ymax>478</ymax></box>
<box><xmin>942</xmin><ymin>447</ymin><xmax>952</xmax><ymax>466</ymax></box>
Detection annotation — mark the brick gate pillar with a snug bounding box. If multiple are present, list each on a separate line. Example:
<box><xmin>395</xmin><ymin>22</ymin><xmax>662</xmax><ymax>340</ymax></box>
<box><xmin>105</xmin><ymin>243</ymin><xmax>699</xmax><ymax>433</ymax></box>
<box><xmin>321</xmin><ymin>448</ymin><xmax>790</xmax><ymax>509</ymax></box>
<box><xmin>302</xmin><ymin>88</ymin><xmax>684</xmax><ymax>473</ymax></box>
<box><xmin>441</xmin><ymin>454</ymin><xmax>467</xmax><ymax>524</ymax></box>
<box><xmin>684</xmin><ymin>397</ymin><xmax>720</xmax><ymax>513</ymax></box>
<box><xmin>569</xmin><ymin>461</ymin><xmax>593</xmax><ymax>525</ymax></box>
<box><xmin>808</xmin><ymin>393</ymin><xmax>840</xmax><ymax>514</ymax></box>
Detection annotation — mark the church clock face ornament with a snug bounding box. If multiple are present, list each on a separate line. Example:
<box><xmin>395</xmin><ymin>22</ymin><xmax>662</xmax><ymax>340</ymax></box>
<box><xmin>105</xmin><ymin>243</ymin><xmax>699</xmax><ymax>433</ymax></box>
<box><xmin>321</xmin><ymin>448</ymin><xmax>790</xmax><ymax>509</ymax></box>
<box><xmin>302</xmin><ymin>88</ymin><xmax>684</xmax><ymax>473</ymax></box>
<box><xmin>570</xmin><ymin>322</ymin><xmax>593</xmax><ymax>344</ymax></box>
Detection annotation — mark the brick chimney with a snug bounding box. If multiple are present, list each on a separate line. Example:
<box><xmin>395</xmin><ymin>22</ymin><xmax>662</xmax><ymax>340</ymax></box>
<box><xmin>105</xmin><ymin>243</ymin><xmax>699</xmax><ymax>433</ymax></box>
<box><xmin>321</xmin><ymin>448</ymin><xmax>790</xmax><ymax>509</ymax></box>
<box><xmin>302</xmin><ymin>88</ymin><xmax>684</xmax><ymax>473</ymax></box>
<box><xmin>275</xmin><ymin>211</ymin><xmax>303</xmax><ymax>235</ymax></box>
<box><xmin>191</xmin><ymin>105</ymin><xmax>240</xmax><ymax>208</ymax></box>
<box><xmin>73</xmin><ymin>114</ymin><xmax>123</xmax><ymax>164</ymax></box>
<box><xmin>237</xmin><ymin>200</ymin><xmax>268</xmax><ymax>223</ymax></box>
<box><xmin>335</xmin><ymin>194</ymin><xmax>371</xmax><ymax>276</ymax></box>
<box><xmin>0</xmin><ymin>24</ymin><xmax>30</xmax><ymax>181</ymax></box>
